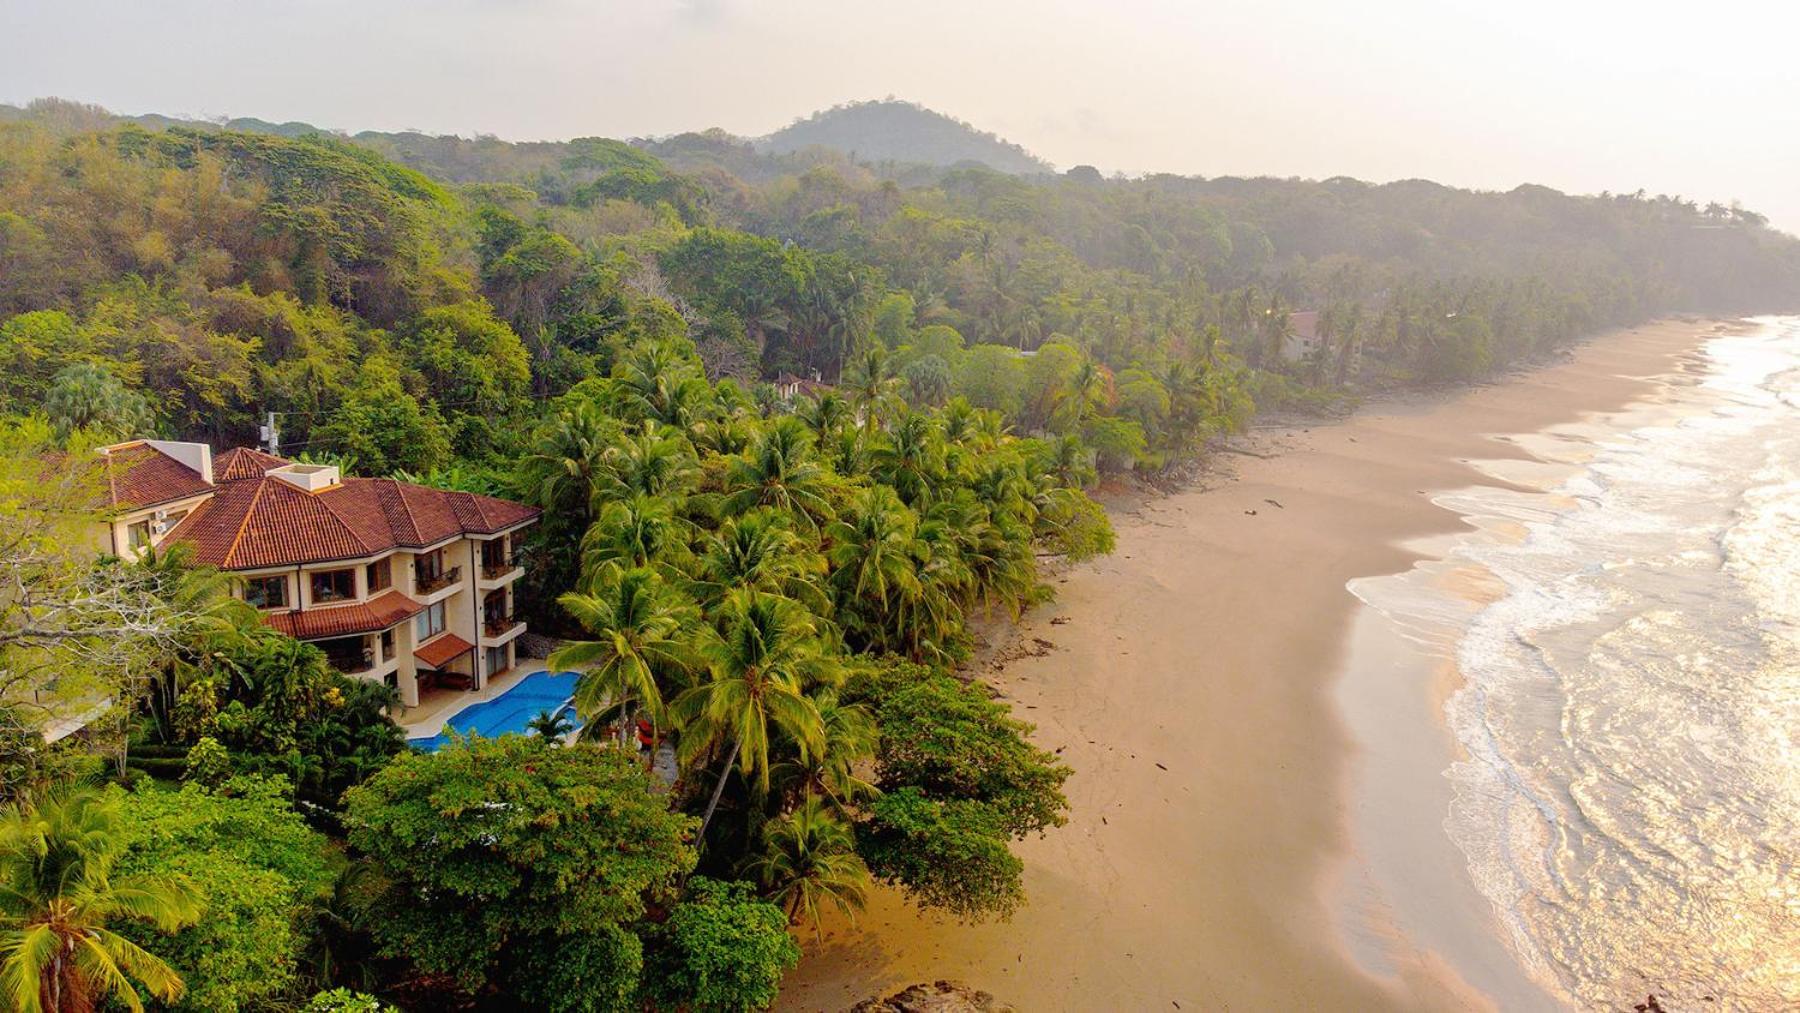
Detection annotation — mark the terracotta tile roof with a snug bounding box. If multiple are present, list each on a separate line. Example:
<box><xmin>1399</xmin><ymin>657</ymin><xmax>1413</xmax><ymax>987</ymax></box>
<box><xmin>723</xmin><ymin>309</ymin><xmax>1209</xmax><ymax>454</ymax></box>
<box><xmin>214</xmin><ymin>447</ymin><xmax>291</xmax><ymax>482</ymax></box>
<box><xmin>264</xmin><ymin>589</ymin><xmax>424</xmax><ymax>640</ymax></box>
<box><xmin>415</xmin><ymin>632</ymin><xmax>475</xmax><ymax>670</ymax></box>
<box><xmin>443</xmin><ymin>489</ymin><xmax>540</xmax><ymax>534</ymax></box>
<box><xmin>164</xmin><ymin>475</ymin><xmax>539</xmax><ymax>570</ymax></box>
<box><xmin>101</xmin><ymin>443</ymin><xmax>211</xmax><ymax>510</ymax></box>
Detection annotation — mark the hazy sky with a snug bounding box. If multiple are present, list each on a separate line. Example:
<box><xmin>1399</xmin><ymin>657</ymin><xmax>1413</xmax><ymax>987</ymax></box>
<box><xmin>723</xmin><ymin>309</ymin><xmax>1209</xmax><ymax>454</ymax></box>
<box><xmin>5</xmin><ymin>0</ymin><xmax>1798</xmax><ymax>230</ymax></box>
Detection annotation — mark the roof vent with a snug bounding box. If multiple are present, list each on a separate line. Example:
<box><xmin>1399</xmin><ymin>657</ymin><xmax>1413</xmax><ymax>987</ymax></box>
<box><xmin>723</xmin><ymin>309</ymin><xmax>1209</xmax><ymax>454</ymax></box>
<box><xmin>268</xmin><ymin>463</ymin><xmax>341</xmax><ymax>492</ymax></box>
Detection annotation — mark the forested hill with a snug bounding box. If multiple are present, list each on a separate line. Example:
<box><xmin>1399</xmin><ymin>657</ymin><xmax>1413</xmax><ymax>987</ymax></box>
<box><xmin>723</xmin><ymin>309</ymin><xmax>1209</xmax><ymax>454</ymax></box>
<box><xmin>755</xmin><ymin>99</ymin><xmax>1054</xmax><ymax>174</ymax></box>
<box><xmin>3</xmin><ymin>93</ymin><xmax>1800</xmax><ymax>1011</ymax></box>
<box><xmin>2</xmin><ymin>94</ymin><xmax>1798</xmax><ymax>477</ymax></box>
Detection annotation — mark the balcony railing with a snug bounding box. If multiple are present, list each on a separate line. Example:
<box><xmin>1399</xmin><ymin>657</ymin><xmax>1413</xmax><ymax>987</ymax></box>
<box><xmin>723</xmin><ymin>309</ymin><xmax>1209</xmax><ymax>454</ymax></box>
<box><xmin>481</xmin><ymin>556</ymin><xmax>522</xmax><ymax>580</ymax></box>
<box><xmin>483</xmin><ymin>614</ymin><xmax>519</xmax><ymax>638</ymax></box>
<box><xmin>416</xmin><ymin>565</ymin><xmax>461</xmax><ymax>595</ymax></box>
<box><xmin>330</xmin><ymin>652</ymin><xmax>376</xmax><ymax>675</ymax></box>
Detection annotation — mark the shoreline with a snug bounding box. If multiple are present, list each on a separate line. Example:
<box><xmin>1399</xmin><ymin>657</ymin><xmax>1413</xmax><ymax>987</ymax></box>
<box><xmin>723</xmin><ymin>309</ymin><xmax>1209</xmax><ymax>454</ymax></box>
<box><xmin>780</xmin><ymin>318</ymin><xmax>1726</xmax><ymax>1011</ymax></box>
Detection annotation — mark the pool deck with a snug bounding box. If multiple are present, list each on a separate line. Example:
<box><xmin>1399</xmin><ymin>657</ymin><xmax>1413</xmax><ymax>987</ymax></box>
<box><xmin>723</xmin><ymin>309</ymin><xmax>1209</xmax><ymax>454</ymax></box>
<box><xmin>399</xmin><ymin>665</ymin><xmax>543</xmax><ymax>738</ymax></box>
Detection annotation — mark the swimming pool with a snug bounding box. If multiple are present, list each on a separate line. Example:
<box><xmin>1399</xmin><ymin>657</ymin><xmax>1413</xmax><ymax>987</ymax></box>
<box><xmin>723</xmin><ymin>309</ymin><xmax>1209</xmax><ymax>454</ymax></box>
<box><xmin>406</xmin><ymin>670</ymin><xmax>582</xmax><ymax>751</ymax></box>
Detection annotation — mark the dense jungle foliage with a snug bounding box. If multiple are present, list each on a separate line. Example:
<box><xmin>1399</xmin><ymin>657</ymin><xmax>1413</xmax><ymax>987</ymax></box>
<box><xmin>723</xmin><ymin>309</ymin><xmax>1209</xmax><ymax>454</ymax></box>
<box><xmin>2</xmin><ymin>94</ymin><xmax>1796</xmax><ymax>1010</ymax></box>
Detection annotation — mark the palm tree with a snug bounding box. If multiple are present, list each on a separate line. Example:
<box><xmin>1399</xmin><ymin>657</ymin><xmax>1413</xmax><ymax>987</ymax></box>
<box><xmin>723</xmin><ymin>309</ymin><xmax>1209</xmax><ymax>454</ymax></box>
<box><xmin>608</xmin><ymin>341</ymin><xmax>714</xmax><ymax>430</ymax></box>
<box><xmin>694</xmin><ymin>509</ymin><xmax>830</xmax><ymax>615</ymax></box>
<box><xmin>43</xmin><ymin>363</ymin><xmax>158</xmax><ymax>441</ymax></box>
<box><xmin>841</xmin><ymin>345</ymin><xmax>903</xmax><ymax>440</ymax></box>
<box><xmin>744</xmin><ymin>795</ymin><xmax>870</xmax><ymax>932</ymax></box>
<box><xmin>672</xmin><ymin>591</ymin><xmax>828</xmax><ymax>841</ymax></box>
<box><xmin>799</xmin><ymin>391</ymin><xmax>853</xmax><ymax>447</ymax></box>
<box><xmin>0</xmin><ymin>784</ymin><xmax>202</xmax><ymax>1013</ymax></box>
<box><xmin>519</xmin><ymin>401</ymin><xmax>620</xmax><ymax>530</ymax></box>
<box><xmin>770</xmin><ymin>688</ymin><xmax>879</xmax><ymax>810</ymax></box>
<box><xmin>596</xmin><ymin>424</ymin><xmax>699</xmax><ymax>501</ymax></box>
<box><xmin>579</xmin><ymin>494</ymin><xmax>688</xmax><ymax>581</ymax></box>
<box><xmin>825</xmin><ymin>486</ymin><xmax>924</xmax><ymax>650</ymax></box>
<box><xmin>870</xmin><ymin>411</ymin><xmax>946</xmax><ymax>508</ymax></box>
<box><xmin>721</xmin><ymin>417</ymin><xmax>837</xmax><ymax>527</ymax></box>
<box><xmin>926</xmin><ymin>492</ymin><xmax>1036</xmax><ymax>620</ymax></box>
<box><xmin>525</xmin><ymin>708</ymin><xmax>576</xmax><ymax>744</ymax></box>
<box><xmin>549</xmin><ymin>568</ymin><xmax>700</xmax><ymax>749</ymax></box>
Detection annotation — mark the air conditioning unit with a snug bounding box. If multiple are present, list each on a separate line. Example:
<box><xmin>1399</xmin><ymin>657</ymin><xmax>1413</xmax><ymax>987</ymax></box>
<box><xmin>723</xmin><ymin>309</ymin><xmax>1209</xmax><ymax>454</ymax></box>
<box><xmin>150</xmin><ymin>509</ymin><xmax>171</xmax><ymax>536</ymax></box>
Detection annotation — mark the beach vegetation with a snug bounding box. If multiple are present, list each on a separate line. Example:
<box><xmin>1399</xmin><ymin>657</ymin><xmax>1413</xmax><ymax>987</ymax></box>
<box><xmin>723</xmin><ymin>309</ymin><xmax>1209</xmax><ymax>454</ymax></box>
<box><xmin>111</xmin><ymin>775</ymin><xmax>335</xmax><ymax>1011</ymax></box>
<box><xmin>339</xmin><ymin>736</ymin><xmax>696</xmax><ymax>1000</ymax></box>
<box><xmin>2</xmin><ymin>96</ymin><xmax>1798</xmax><ymax>1008</ymax></box>
<box><xmin>0</xmin><ymin>782</ymin><xmax>203</xmax><ymax>1013</ymax></box>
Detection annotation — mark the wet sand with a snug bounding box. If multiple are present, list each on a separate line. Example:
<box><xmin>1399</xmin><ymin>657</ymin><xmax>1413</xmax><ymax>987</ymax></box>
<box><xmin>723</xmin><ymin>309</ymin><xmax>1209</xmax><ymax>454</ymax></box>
<box><xmin>779</xmin><ymin>319</ymin><xmax>1723</xmax><ymax>1011</ymax></box>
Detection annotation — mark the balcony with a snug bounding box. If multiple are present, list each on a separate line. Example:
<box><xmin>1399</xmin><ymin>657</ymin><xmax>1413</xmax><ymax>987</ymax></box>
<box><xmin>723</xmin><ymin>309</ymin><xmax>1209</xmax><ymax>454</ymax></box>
<box><xmin>320</xmin><ymin>635</ymin><xmax>378</xmax><ymax>675</ymax></box>
<box><xmin>416</xmin><ymin>565</ymin><xmax>462</xmax><ymax>595</ymax></box>
<box><xmin>481</xmin><ymin>555</ymin><xmax>522</xmax><ymax>580</ymax></box>
<box><xmin>482</xmin><ymin>613</ymin><xmax>521</xmax><ymax>639</ymax></box>
<box><xmin>479</xmin><ymin>553</ymin><xmax>524</xmax><ymax>588</ymax></box>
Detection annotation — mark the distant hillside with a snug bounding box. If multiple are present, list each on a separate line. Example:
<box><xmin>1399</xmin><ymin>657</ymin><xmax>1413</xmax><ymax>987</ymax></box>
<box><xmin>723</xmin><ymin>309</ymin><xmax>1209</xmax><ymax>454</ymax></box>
<box><xmin>756</xmin><ymin>99</ymin><xmax>1053</xmax><ymax>175</ymax></box>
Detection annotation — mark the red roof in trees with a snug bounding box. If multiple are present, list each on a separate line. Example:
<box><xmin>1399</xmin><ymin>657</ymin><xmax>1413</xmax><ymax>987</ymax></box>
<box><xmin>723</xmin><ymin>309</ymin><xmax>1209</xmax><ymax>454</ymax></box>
<box><xmin>101</xmin><ymin>443</ymin><xmax>212</xmax><ymax>510</ymax></box>
<box><xmin>264</xmin><ymin>589</ymin><xmax>426</xmax><ymax>640</ymax></box>
<box><xmin>163</xmin><ymin>475</ymin><xmax>539</xmax><ymax>570</ymax></box>
<box><xmin>214</xmin><ymin>447</ymin><xmax>291</xmax><ymax>482</ymax></box>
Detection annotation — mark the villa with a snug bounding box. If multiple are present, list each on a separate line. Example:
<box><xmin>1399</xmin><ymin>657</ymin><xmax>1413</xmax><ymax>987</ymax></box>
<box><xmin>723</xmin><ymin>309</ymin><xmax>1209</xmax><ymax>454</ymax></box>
<box><xmin>1281</xmin><ymin>310</ymin><xmax>1326</xmax><ymax>362</ymax></box>
<box><xmin>98</xmin><ymin>440</ymin><xmax>540</xmax><ymax>711</ymax></box>
<box><xmin>1281</xmin><ymin>310</ymin><xmax>1362</xmax><ymax>375</ymax></box>
<box><xmin>774</xmin><ymin>370</ymin><xmax>832</xmax><ymax>403</ymax></box>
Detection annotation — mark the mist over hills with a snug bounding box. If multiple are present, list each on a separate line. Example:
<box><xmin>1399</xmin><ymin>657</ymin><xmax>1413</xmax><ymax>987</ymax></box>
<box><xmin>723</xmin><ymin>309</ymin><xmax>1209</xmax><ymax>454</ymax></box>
<box><xmin>751</xmin><ymin>99</ymin><xmax>1054</xmax><ymax>174</ymax></box>
<box><xmin>0</xmin><ymin>95</ymin><xmax>1058</xmax><ymax>179</ymax></box>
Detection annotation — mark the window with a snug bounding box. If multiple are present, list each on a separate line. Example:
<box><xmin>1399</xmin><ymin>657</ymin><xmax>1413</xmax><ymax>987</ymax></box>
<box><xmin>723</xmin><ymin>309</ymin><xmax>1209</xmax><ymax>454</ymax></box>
<box><xmin>416</xmin><ymin>549</ymin><xmax>458</xmax><ymax>593</ymax></box>
<box><xmin>414</xmin><ymin>601</ymin><xmax>446</xmax><ymax>641</ymax></box>
<box><xmin>485</xmin><ymin>645</ymin><xmax>508</xmax><ymax>676</ymax></box>
<box><xmin>367</xmin><ymin>558</ymin><xmax>392</xmax><ymax>593</ymax></box>
<box><xmin>243</xmin><ymin>576</ymin><xmax>288</xmax><ymax>609</ymax></box>
<box><xmin>482</xmin><ymin>538</ymin><xmax>511</xmax><ymax>575</ymax></box>
<box><xmin>417</xmin><ymin>550</ymin><xmax>443</xmax><ymax>582</ymax></box>
<box><xmin>310</xmin><ymin>568</ymin><xmax>355</xmax><ymax>603</ymax></box>
<box><xmin>380</xmin><ymin>628</ymin><xmax>395</xmax><ymax>661</ymax></box>
<box><xmin>126</xmin><ymin>520</ymin><xmax>152</xmax><ymax>552</ymax></box>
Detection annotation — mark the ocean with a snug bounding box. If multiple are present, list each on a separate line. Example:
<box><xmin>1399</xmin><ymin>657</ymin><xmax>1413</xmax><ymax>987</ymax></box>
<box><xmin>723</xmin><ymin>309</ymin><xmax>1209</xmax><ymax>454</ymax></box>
<box><xmin>1348</xmin><ymin>317</ymin><xmax>1800</xmax><ymax>1009</ymax></box>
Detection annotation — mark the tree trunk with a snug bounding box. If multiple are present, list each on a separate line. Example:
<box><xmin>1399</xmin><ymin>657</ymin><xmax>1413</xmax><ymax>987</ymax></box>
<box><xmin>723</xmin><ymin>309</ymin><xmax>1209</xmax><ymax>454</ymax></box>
<box><xmin>617</xmin><ymin>698</ymin><xmax>635</xmax><ymax>751</ymax></box>
<box><xmin>695</xmin><ymin>737</ymin><xmax>743</xmax><ymax>844</ymax></box>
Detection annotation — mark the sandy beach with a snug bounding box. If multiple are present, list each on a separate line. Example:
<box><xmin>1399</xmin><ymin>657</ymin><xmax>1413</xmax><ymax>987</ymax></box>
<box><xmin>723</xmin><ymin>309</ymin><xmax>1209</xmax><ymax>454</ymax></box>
<box><xmin>779</xmin><ymin>318</ymin><xmax>1724</xmax><ymax>1011</ymax></box>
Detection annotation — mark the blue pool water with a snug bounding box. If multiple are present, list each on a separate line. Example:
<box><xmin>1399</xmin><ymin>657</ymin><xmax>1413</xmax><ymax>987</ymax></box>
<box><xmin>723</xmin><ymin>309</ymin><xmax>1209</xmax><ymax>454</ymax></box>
<box><xmin>406</xmin><ymin>670</ymin><xmax>581</xmax><ymax>751</ymax></box>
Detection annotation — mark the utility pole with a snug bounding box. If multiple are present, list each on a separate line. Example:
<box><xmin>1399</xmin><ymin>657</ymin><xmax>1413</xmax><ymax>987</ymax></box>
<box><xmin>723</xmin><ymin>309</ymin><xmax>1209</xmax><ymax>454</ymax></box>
<box><xmin>260</xmin><ymin>411</ymin><xmax>280</xmax><ymax>455</ymax></box>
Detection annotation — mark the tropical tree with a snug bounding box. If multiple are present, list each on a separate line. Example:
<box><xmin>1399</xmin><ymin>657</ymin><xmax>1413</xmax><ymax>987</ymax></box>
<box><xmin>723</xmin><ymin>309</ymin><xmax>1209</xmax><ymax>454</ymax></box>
<box><xmin>769</xmin><ymin>688</ymin><xmax>879</xmax><ymax>810</ymax></box>
<box><xmin>673</xmin><ymin>591</ymin><xmax>829</xmax><ymax>840</ymax></box>
<box><xmin>340</xmin><ymin>737</ymin><xmax>696</xmax><ymax>997</ymax></box>
<box><xmin>841</xmin><ymin>344</ymin><xmax>903</xmax><ymax>441</ymax></box>
<box><xmin>608</xmin><ymin>340</ymin><xmax>713</xmax><ymax>430</ymax></box>
<box><xmin>720</xmin><ymin>416</ymin><xmax>837</xmax><ymax>526</ymax></box>
<box><xmin>596</xmin><ymin>423</ymin><xmax>698</xmax><ymax>501</ymax></box>
<box><xmin>824</xmin><ymin>486</ymin><xmax>923</xmax><ymax>651</ymax></box>
<box><xmin>549</xmin><ymin>567</ymin><xmax>699</xmax><ymax>747</ymax></box>
<box><xmin>870</xmin><ymin>411</ymin><xmax>946</xmax><ymax>507</ymax></box>
<box><xmin>798</xmin><ymin>390</ymin><xmax>853</xmax><ymax>447</ymax></box>
<box><xmin>518</xmin><ymin>399</ymin><xmax>620</xmax><ymax>527</ymax></box>
<box><xmin>0</xmin><ymin>783</ymin><xmax>202</xmax><ymax>1013</ymax></box>
<box><xmin>525</xmin><ymin>709</ymin><xmax>576</xmax><ymax>743</ymax></box>
<box><xmin>744</xmin><ymin>794</ymin><xmax>870</xmax><ymax>931</ymax></box>
<box><xmin>579</xmin><ymin>493</ymin><xmax>688</xmax><ymax>581</ymax></box>
<box><xmin>43</xmin><ymin>363</ymin><xmax>157</xmax><ymax>440</ymax></box>
<box><xmin>694</xmin><ymin>509</ymin><xmax>829</xmax><ymax>614</ymax></box>
<box><xmin>639</xmin><ymin>877</ymin><xmax>800</xmax><ymax>1013</ymax></box>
